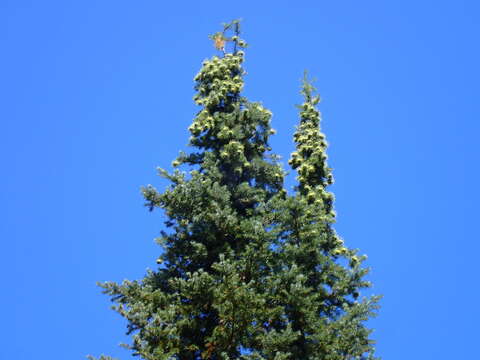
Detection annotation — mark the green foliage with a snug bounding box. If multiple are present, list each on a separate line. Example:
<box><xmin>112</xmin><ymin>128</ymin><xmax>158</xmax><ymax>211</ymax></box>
<box><xmin>91</xmin><ymin>20</ymin><xmax>380</xmax><ymax>360</ymax></box>
<box><xmin>87</xmin><ymin>355</ymin><xmax>119</xmax><ymax>360</ymax></box>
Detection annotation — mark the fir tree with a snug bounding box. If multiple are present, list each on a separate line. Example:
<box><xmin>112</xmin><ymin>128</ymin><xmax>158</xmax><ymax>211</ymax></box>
<box><xmin>273</xmin><ymin>73</ymin><xmax>381</xmax><ymax>359</ymax></box>
<box><xmin>89</xmin><ymin>20</ymin><xmax>380</xmax><ymax>360</ymax></box>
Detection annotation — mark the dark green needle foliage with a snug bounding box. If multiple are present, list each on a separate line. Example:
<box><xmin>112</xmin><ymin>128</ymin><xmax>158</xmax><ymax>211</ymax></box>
<box><xmin>90</xmin><ymin>20</ymin><xmax>380</xmax><ymax>360</ymax></box>
<box><xmin>274</xmin><ymin>73</ymin><xmax>381</xmax><ymax>359</ymax></box>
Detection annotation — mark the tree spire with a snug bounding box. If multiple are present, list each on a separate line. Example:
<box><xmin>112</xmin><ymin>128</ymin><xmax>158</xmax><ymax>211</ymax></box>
<box><xmin>289</xmin><ymin>72</ymin><xmax>334</xmax><ymax>212</ymax></box>
<box><xmin>276</xmin><ymin>73</ymin><xmax>381</xmax><ymax>359</ymax></box>
<box><xmin>93</xmin><ymin>21</ymin><xmax>286</xmax><ymax>360</ymax></box>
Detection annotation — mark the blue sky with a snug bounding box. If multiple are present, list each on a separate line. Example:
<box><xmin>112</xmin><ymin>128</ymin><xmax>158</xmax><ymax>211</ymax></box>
<box><xmin>2</xmin><ymin>1</ymin><xmax>479</xmax><ymax>359</ymax></box>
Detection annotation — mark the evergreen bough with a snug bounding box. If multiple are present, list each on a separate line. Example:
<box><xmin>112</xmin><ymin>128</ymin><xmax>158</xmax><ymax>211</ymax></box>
<box><xmin>90</xmin><ymin>20</ymin><xmax>380</xmax><ymax>360</ymax></box>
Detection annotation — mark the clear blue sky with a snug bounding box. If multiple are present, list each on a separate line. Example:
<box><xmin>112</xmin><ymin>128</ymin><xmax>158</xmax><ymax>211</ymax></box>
<box><xmin>2</xmin><ymin>1</ymin><xmax>479</xmax><ymax>359</ymax></box>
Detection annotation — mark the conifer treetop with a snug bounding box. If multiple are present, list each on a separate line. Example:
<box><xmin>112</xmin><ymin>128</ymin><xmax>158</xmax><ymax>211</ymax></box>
<box><xmin>289</xmin><ymin>72</ymin><xmax>335</xmax><ymax>214</ymax></box>
<box><xmin>89</xmin><ymin>21</ymin><xmax>380</xmax><ymax>360</ymax></box>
